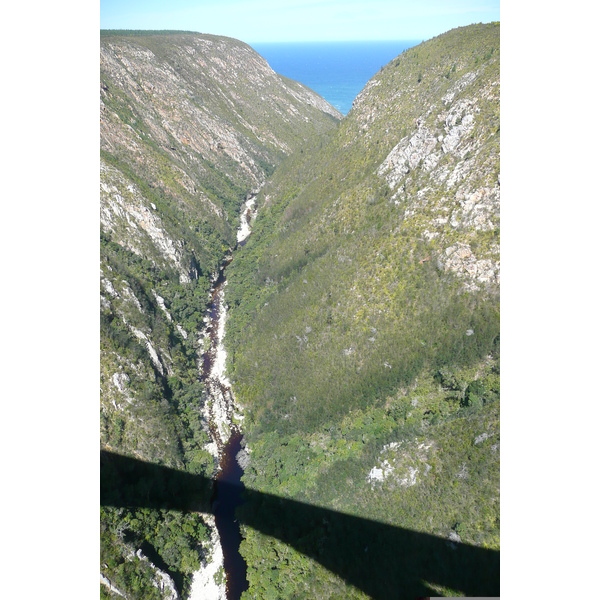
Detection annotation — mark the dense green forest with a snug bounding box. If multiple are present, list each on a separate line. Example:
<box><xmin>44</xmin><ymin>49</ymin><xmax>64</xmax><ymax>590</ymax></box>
<box><xmin>226</xmin><ymin>23</ymin><xmax>500</xmax><ymax>598</ymax></box>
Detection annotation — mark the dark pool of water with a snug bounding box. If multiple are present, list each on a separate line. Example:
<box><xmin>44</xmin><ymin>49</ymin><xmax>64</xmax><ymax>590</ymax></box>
<box><xmin>212</xmin><ymin>429</ymin><xmax>248</xmax><ymax>599</ymax></box>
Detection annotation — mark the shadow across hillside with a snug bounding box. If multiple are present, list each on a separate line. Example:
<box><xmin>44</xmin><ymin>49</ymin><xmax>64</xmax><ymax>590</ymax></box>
<box><xmin>101</xmin><ymin>450</ymin><xmax>499</xmax><ymax>599</ymax></box>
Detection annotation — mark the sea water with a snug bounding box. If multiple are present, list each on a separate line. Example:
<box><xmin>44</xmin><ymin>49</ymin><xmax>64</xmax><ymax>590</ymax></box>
<box><xmin>251</xmin><ymin>40</ymin><xmax>420</xmax><ymax>115</ymax></box>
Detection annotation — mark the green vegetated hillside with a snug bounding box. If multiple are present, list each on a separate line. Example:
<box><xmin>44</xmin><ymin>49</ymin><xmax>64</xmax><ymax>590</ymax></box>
<box><xmin>226</xmin><ymin>23</ymin><xmax>500</xmax><ymax>598</ymax></box>
<box><xmin>99</xmin><ymin>30</ymin><xmax>340</xmax><ymax>599</ymax></box>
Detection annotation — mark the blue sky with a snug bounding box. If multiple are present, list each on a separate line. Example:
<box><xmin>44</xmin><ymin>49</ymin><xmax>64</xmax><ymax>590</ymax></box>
<box><xmin>100</xmin><ymin>0</ymin><xmax>500</xmax><ymax>43</ymax></box>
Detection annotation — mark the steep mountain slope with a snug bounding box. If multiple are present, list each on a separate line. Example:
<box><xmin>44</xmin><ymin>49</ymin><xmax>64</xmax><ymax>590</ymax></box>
<box><xmin>99</xmin><ymin>31</ymin><xmax>340</xmax><ymax>599</ymax></box>
<box><xmin>226</xmin><ymin>23</ymin><xmax>500</xmax><ymax>598</ymax></box>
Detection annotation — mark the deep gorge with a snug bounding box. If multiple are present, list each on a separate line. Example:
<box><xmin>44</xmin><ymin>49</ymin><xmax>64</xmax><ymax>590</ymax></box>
<box><xmin>197</xmin><ymin>195</ymin><xmax>257</xmax><ymax>599</ymax></box>
<box><xmin>100</xmin><ymin>25</ymin><xmax>500</xmax><ymax>599</ymax></box>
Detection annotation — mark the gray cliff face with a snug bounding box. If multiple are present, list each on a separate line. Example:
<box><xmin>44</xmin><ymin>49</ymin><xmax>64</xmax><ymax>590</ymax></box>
<box><xmin>100</xmin><ymin>32</ymin><xmax>340</xmax><ymax>199</ymax></box>
<box><xmin>355</xmin><ymin>40</ymin><xmax>500</xmax><ymax>294</ymax></box>
<box><xmin>374</xmin><ymin>70</ymin><xmax>500</xmax><ymax>292</ymax></box>
<box><xmin>100</xmin><ymin>31</ymin><xmax>341</xmax><ymax>467</ymax></box>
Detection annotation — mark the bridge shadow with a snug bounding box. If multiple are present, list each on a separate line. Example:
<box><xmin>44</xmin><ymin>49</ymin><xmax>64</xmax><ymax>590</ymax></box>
<box><xmin>101</xmin><ymin>450</ymin><xmax>499</xmax><ymax>599</ymax></box>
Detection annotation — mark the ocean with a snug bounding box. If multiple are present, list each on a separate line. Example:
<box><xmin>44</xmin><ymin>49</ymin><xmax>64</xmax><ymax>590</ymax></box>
<box><xmin>251</xmin><ymin>41</ymin><xmax>420</xmax><ymax>115</ymax></box>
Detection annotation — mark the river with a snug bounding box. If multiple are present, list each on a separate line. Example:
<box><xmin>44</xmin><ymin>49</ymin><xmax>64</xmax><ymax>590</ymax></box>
<box><xmin>190</xmin><ymin>193</ymin><xmax>257</xmax><ymax>600</ymax></box>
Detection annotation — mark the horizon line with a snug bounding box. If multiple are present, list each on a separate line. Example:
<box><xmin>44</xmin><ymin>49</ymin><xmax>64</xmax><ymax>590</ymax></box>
<box><xmin>99</xmin><ymin>29</ymin><xmax>424</xmax><ymax>45</ymax></box>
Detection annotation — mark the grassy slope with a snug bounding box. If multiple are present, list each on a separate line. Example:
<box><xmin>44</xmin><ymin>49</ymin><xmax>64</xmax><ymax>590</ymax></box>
<box><xmin>226</xmin><ymin>23</ymin><xmax>500</xmax><ymax>598</ymax></box>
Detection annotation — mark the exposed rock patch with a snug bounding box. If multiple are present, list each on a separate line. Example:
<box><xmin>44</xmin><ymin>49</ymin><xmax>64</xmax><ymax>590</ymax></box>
<box><xmin>367</xmin><ymin>439</ymin><xmax>434</xmax><ymax>489</ymax></box>
<box><xmin>101</xmin><ymin>162</ymin><xmax>190</xmax><ymax>282</ymax></box>
<box><xmin>189</xmin><ymin>514</ymin><xmax>226</xmax><ymax>600</ymax></box>
<box><xmin>441</xmin><ymin>242</ymin><xmax>499</xmax><ymax>291</ymax></box>
<box><xmin>375</xmin><ymin>66</ymin><xmax>499</xmax><ymax>293</ymax></box>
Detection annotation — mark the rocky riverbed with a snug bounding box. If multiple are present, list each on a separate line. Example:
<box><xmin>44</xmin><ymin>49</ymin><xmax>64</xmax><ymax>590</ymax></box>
<box><xmin>189</xmin><ymin>193</ymin><xmax>257</xmax><ymax>600</ymax></box>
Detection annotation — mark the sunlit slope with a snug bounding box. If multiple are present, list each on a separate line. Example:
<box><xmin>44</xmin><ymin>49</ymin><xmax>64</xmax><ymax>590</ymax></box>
<box><xmin>100</xmin><ymin>30</ymin><xmax>340</xmax><ymax>466</ymax></box>
<box><xmin>226</xmin><ymin>23</ymin><xmax>500</xmax><ymax>598</ymax></box>
<box><xmin>99</xmin><ymin>30</ymin><xmax>340</xmax><ymax>600</ymax></box>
